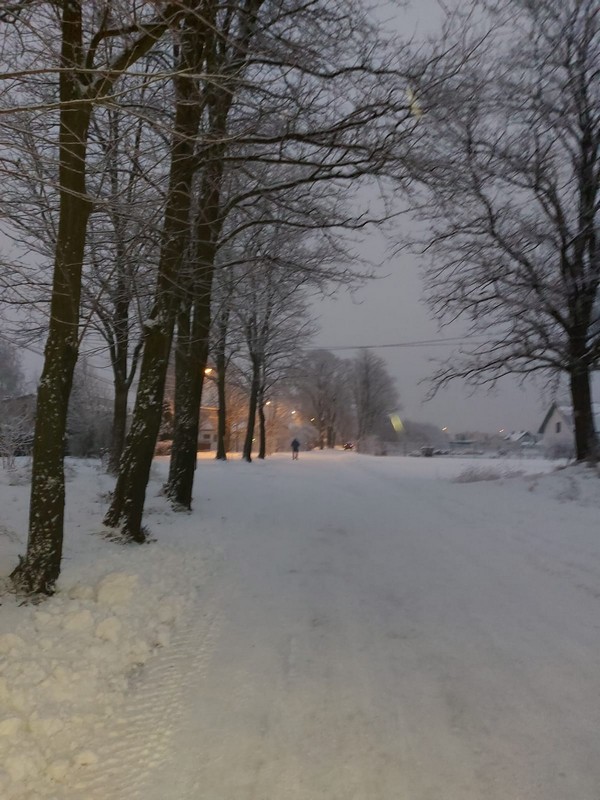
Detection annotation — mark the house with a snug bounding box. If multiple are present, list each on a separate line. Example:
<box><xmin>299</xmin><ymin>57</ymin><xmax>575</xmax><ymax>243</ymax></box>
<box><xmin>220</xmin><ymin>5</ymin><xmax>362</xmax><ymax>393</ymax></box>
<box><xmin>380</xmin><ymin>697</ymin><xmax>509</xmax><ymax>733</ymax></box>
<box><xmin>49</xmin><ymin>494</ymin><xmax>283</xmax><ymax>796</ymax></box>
<box><xmin>538</xmin><ymin>402</ymin><xmax>600</xmax><ymax>457</ymax></box>
<box><xmin>503</xmin><ymin>430</ymin><xmax>538</xmax><ymax>449</ymax></box>
<box><xmin>198</xmin><ymin>406</ymin><xmax>218</xmax><ymax>451</ymax></box>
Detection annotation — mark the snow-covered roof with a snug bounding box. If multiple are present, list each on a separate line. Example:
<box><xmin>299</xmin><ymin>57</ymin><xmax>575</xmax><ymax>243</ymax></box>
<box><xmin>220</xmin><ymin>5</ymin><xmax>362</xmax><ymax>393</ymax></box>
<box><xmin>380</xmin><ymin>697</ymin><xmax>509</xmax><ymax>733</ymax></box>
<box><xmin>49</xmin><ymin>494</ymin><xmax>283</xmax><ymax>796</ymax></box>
<box><xmin>504</xmin><ymin>431</ymin><xmax>536</xmax><ymax>442</ymax></box>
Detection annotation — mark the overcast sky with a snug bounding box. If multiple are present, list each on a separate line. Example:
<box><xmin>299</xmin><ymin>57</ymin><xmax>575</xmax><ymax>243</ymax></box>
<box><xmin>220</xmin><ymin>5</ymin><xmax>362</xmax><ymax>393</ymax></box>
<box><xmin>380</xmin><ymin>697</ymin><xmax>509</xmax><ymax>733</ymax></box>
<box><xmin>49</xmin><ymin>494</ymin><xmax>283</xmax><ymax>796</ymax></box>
<box><xmin>312</xmin><ymin>0</ymin><xmax>554</xmax><ymax>436</ymax></box>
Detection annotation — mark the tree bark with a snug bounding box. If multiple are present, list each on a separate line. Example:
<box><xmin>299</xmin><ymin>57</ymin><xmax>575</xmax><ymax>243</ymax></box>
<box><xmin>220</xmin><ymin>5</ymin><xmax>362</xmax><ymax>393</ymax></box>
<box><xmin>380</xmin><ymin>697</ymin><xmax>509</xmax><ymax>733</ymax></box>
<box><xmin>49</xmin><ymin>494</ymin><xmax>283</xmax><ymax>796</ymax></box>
<box><xmin>215</xmin><ymin>346</ymin><xmax>228</xmax><ymax>460</ymax></box>
<box><xmin>166</xmin><ymin>265</ymin><xmax>212</xmax><ymax>508</ymax></box>
<box><xmin>108</xmin><ymin>378</ymin><xmax>129</xmax><ymax>474</ymax></box>
<box><xmin>569</xmin><ymin>361</ymin><xmax>598</xmax><ymax>462</ymax></box>
<box><xmin>11</xmin><ymin>2</ymin><xmax>92</xmax><ymax>594</ymax></box>
<box><xmin>242</xmin><ymin>358</ymin><xmax>260</xmax><ymax>462</ymax></box>
<box><xmin>257</xmin><ymin>396</ymin><xmax>266</xmax><ymax>459</ymax></box>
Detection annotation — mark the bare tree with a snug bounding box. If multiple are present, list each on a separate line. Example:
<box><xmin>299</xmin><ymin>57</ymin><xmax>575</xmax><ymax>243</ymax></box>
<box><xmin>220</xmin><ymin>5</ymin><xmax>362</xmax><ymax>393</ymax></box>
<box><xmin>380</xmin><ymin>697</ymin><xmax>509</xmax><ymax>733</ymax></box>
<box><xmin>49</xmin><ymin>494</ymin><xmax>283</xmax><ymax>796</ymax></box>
<box><xmin>292</xmin><ymin>349</ymin><xmax>352</xmax><ymax>449</ymax></box>
<box><xmin>232</xmin><ymin>246</ymin><xmax>316</xmax><ymax>462</ymax></box>
<box><xmin>83</xmin><ymin>87</ymin><xmax>167</xmax><ymax>474</ymax></box>
<box><xmin>405</xmin><ymin>0</ymin><xmax>600</xmax><ymax>462</ymax></box>
<box><xmin>5</xmin><ymin>1</ymin><xmax>184</xmax><ymax>593</ymax></box>
<box><xmin>67</xmin><ymin>359</ymin><xmax>113</xmax><ymax>458</ymax></box>
<box><xmin>352</xmin><ymin>349</ymin><xmax>398</xmax><ymax>450</ymax></box>
<box><xmin>165</xmin><ymin>0</ymin><xmax>256</xmax><ymax>507</ymax></box>
<box><xmin>104</xmin><ymin>1</ymin><xmax>217</xmax><ymax>540</ymax></box>
<box><xmin>0</xmin><ymin>53</ymin><xmax>167</xmax><ymax>475</ymax></box>
<box><xmin>209</xmin><ymin>257</ymin><xmax>243</xmax><ymax>461</ymax></box>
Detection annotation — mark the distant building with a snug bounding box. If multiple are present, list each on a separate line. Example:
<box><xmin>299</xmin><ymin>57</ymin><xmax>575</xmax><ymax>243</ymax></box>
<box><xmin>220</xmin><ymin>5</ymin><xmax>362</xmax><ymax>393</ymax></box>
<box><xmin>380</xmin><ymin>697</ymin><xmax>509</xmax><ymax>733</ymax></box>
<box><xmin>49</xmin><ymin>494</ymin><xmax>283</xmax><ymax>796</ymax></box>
<box><xmin>198</xmin><ymin>406</ymin><xmax>218</xmax><ymax>451</ymax></box>
<box><xmin>449</xmin><ymin>438</ymin><xmax>478</xmax><ymax>451</ymax></box>
<box><xmin>538</xmin><ymin>402</ymin><xmax>600</xmax><ymax>457</ymax></box>
<box><xmin>502</xmin><ymin>430</ymin><xmax>538</xmax><ymax>449</ymax></box>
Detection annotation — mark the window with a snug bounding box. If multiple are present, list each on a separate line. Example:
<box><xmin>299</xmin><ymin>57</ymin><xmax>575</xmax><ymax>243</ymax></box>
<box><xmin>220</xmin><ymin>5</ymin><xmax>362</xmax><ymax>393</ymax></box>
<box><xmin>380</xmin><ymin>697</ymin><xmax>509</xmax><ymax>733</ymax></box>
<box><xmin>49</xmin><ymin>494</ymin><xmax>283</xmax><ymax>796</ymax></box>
<box><xmin>556</xmin><ymin>421</ymin><xmax>561</xmax><ymax>433</ymax></box>
<box><xmin>203</xmin><ymin>433</ymin><xmax>211</xmax><ymax>440</ymax></box>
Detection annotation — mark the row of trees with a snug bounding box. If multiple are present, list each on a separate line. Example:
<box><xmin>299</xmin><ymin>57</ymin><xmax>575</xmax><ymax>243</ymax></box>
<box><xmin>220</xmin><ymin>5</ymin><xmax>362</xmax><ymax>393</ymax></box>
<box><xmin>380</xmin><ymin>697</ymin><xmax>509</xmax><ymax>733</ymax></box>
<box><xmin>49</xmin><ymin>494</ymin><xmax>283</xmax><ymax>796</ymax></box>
<box><xmin>163</xmin><ymin>346</ymin><xmax>400</xmax><ymax>459</ymax></box>
<box><xmin>290</xmin><ymin>349</ymin><xmax>399</xmax><ymax>451</ymax></box>
<box><xmin>1</xmin><ymin>0</ymin><xmax>427</xmax><ymax>593</ymax></box>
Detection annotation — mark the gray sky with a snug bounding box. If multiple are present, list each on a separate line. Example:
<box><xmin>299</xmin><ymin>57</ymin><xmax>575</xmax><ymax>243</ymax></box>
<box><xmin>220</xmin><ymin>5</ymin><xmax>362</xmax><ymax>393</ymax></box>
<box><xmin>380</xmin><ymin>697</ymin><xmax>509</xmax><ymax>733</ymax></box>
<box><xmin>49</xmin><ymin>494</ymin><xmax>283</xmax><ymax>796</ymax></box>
<box><xmin>312</xmin><ymin>0</ymin><xmax>548</xmax><ymax>436</ymax></box>
<box><xmin>313</xmin><ymin>245</ymin><xmax>548</xmax><ymax>436</ymax></box>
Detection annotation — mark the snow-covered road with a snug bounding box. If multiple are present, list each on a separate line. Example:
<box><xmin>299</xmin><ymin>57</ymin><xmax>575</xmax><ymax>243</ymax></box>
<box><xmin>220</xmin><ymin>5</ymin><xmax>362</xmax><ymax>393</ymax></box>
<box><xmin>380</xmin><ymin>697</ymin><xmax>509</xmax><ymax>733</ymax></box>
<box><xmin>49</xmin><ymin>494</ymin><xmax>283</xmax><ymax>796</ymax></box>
<box><xmin>3</xmin><ymin>452</ymin><xmax>600</xmax><ymax>799</ymax></box>
<box><xmin>133</xmin><ymin>453</ymin><xmax>600</xmax><ymax>799</ymax></box>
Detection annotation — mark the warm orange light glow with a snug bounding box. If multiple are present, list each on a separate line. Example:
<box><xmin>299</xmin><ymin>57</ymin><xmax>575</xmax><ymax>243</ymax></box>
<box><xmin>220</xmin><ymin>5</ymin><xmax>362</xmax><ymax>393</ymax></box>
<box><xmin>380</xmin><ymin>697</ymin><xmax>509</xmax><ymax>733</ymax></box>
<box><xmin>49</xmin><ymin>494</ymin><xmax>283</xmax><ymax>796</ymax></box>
<box><xmin>204</xmin><ymin>367</ymin><xmax>213</xmax><ymax>375</ymax></box>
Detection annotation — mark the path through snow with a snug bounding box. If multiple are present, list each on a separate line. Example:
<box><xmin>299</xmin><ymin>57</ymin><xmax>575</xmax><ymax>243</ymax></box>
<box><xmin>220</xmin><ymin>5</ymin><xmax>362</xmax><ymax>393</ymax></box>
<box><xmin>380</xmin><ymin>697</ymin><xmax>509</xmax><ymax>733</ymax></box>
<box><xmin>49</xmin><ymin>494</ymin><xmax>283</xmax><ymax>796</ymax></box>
<box><xmin>126</xmin><ymin>454</ymin><xmax>600</xmax><ymax>799</ymax></box>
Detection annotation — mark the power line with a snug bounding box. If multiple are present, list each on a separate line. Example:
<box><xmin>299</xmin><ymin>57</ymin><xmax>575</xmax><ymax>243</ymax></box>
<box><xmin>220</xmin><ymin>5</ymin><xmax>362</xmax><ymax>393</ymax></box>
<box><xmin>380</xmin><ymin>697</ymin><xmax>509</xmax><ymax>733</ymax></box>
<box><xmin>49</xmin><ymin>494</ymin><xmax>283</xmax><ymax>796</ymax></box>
<box><xmin>306</xmin><ymin>336</ymin><xmax>484</xmax><ymax>351</ymax></box>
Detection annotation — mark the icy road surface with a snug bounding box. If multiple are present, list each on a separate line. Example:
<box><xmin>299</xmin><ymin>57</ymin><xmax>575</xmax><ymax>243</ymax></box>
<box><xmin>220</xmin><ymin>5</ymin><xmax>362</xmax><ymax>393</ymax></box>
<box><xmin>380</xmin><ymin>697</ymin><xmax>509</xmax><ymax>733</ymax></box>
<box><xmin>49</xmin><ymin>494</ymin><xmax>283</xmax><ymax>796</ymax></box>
<box><xmin>110</xmin><ymin>454</ymin><xmax>600</xmax><ymax>798</ymax></box>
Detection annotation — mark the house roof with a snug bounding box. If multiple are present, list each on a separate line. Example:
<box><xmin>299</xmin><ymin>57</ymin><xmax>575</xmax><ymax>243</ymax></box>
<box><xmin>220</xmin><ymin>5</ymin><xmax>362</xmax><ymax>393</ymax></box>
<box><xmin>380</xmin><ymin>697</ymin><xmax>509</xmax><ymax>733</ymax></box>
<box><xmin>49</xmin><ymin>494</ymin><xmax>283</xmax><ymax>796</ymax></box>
<box><xmin>538</xmin><ymin>402</ymin><xmax>600</xmax><ymax>434</ymax></box>
<box><xmin>504</xmin><ymin>430</ymin><xmax>535</xmax><ymax>442</ymax></box>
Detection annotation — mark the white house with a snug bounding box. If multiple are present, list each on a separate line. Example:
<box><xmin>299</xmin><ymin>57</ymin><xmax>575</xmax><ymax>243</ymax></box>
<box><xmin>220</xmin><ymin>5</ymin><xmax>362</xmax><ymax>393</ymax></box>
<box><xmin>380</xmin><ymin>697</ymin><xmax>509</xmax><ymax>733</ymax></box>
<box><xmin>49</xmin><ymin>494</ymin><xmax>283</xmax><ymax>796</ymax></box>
<box><xmin>538</xmin><ymin>402</ymin><xmax>600</xmax><ymax>457</ymax></box>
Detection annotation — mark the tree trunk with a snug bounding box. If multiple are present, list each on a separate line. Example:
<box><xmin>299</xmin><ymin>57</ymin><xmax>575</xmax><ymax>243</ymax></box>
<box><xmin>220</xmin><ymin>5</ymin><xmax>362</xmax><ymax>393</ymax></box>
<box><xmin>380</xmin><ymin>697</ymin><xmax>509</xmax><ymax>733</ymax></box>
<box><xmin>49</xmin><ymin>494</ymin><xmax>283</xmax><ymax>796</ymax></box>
<box><xmin>167</xmin><ymin>272</ymin><xmax>212</xmax><ymax>508</ymax></box>
<box><xmin>258</xmin><ymin>397</ymin><xmax>266</xmax><ymax>459</ymax></box>
<box><xmin>569</xmin><ymin>362</ymin><xmax>598</xmax><ymax>462</ymax></box>
<box><xmin>167</xmin><ymin>151</ymin><xmax>224</xmax><ymax>505</ymax></box>
<box><xmin>327</xmin><ymin>425</ymin><xmax>334</xmax><ymax>448</ymax></box>
<box><xmin>242</xmin><ymin>359</ymin><xmax>260</xmax><ymax>462</ymax></box>
<box><xmin>108</xmin><ymin>377</ymin><xmax>129</xmax><ymax>475</ymax></box>
<box><xmin>167</xmin><ymin>297</ymin><xmax>198</xmax><ymax>508</ymax></box>
<box><xmin>215</xmin><ymin>349</ymin><xmax>228</xmax><ymax>460</ymax></box>
<box><xmin>11</xmin><ymin>3</ymin><xmax>92</xmax><ymax>594</ymax></box>
<box><xmin>104</xmin><ymin>26</ymin><xmax>206</xmax><ymax>540</ymax></box>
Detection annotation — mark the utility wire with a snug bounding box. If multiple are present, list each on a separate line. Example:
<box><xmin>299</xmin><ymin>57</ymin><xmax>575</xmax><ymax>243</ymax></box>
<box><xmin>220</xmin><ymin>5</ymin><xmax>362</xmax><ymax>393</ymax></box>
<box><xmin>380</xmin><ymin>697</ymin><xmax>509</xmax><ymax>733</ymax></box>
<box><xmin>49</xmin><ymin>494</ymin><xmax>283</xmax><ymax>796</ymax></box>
<box><xmin>306</xmin><ymin>336</ymin><xmax>485</xmax><ymax>351</ymax></box>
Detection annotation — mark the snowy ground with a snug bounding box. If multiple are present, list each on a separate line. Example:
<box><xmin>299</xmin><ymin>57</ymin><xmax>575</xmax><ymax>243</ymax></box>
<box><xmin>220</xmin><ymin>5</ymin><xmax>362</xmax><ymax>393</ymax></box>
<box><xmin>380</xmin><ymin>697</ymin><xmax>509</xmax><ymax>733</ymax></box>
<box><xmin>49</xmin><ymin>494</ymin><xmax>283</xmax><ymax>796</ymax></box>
<box><xmin>1</xmin><ymin>451</ymin><xmax>600</xmax><ymax>799</ymax></box>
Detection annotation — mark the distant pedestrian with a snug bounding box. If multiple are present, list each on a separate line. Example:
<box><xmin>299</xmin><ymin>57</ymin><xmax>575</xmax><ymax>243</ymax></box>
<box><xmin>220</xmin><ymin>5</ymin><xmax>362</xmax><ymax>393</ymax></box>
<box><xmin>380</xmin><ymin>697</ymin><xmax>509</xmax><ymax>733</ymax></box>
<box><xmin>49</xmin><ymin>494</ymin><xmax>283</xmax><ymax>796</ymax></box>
<box><xmin>291</xmin><ymin>438</ymin><xmax>300</xmax><ymax>460</ymax></box>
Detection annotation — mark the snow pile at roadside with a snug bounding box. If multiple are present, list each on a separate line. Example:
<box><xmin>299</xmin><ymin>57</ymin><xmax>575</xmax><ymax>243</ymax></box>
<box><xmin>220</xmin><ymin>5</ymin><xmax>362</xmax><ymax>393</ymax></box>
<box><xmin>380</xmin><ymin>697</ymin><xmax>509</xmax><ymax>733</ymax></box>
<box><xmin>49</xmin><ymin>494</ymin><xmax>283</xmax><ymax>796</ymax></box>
<box><xmin>0</xmin><ymin>554</ymin><xmax>198</xmax><ymax>800</ymax></box>
<box><xmin>0</xmin><ymin>460</ymin><xmax>202</xmax><ymax>800</ymax></box>
<box><xmin>449</xmin><ymin>458</ymin><xmax>600</xmax><ymax>510</ymax></box>
<box><xmin>522</xmin><ymin>462</ymin><xmax>600</xmax><ymax>508</ymax></box>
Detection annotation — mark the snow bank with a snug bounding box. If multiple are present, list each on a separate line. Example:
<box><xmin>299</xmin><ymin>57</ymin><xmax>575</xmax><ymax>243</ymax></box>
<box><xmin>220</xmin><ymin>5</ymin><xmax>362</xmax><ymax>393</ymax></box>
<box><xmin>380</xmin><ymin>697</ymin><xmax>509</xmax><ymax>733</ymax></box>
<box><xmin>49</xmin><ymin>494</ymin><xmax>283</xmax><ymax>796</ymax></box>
<box><xmin>0</xmin><ymin>556</ymin><xmax>197</xmax><ymax>799</ymax></box>
<box><xmin>0</xmin><ymin>459</ymin><xmax>201</xmax><ymax>800</ymax></box>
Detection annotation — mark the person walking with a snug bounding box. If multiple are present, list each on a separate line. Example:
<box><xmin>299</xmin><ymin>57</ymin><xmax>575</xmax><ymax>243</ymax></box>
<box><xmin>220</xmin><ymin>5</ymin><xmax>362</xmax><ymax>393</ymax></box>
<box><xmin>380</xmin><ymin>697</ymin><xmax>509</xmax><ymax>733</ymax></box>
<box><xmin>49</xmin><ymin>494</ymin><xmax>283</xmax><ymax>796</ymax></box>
<box><xmin>291</xmin><ymin>438</ymin><xmax>300</xmax><ymax>460</ymax></box>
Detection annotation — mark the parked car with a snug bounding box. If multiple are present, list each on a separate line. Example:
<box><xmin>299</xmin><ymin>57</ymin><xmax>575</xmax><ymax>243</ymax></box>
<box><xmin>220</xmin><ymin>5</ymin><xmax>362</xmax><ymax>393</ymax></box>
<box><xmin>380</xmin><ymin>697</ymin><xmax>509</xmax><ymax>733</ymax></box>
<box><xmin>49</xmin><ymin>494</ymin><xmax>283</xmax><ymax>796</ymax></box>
<box><xmin>343</xmin><ymin>442</ymin><xmax>354</xmax><ymax>450</ymax></box>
